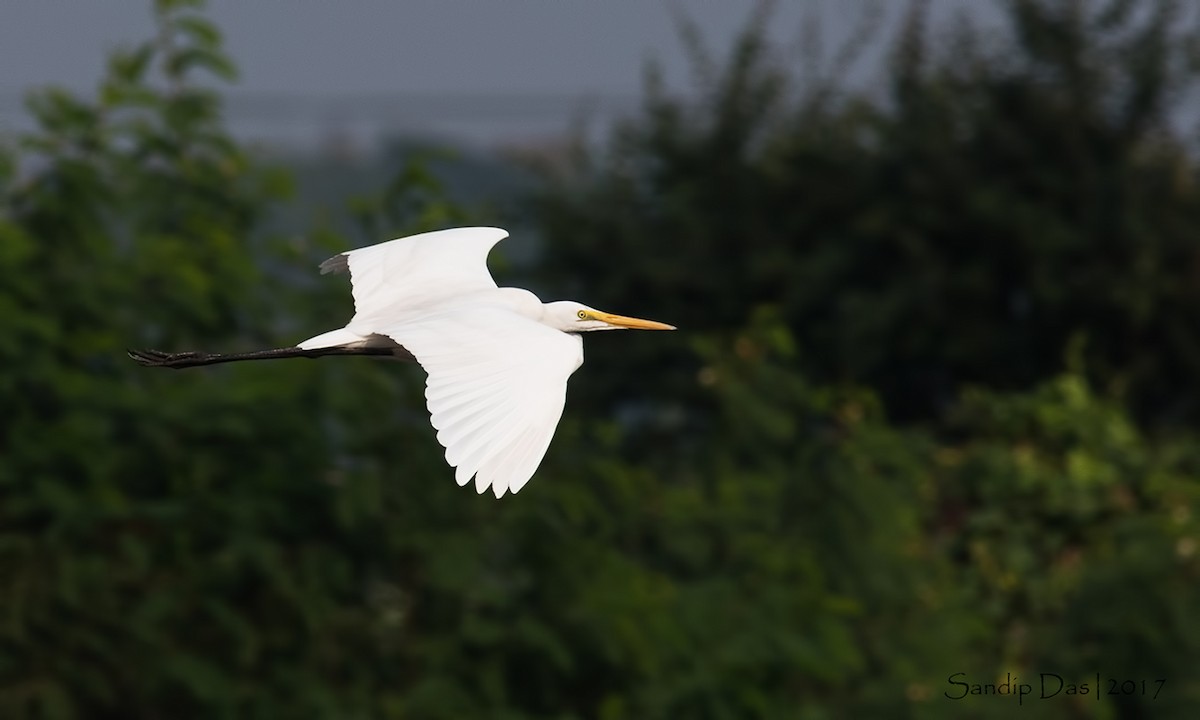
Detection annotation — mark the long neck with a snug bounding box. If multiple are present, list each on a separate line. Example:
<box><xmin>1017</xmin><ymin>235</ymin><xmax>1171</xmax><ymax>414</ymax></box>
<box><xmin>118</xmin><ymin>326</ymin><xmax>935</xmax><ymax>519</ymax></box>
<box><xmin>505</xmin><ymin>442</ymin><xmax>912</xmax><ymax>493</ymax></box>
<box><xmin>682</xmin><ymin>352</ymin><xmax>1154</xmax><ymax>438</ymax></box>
<box><xmin>495</xmin><ymin>287</ymin><xmax>547</xmax><ymax>320</ymax></box>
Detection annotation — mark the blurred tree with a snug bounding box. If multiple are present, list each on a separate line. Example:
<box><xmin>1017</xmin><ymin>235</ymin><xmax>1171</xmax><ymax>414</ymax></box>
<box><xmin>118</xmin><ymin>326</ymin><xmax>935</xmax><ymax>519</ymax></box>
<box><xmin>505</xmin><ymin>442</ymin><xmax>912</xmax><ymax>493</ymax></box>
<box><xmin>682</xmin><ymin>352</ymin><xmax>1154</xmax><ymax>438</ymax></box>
<box><xmin>932</xmin><ymin>373</ymin><xmax>1200</xmax><ymax>717</ymax></box>
<box><xmin>531</xmin><ymin>0</ymin><xmax>1200</xmax><ymax>428</ymax></box>
<box><xmin>526</xmin><ymin>0</ymin><xmax>1200</xmax><ymax>717</ymax></box>
<box><xmin>0</xmin><ymin>0</ymin><xmax>450</xmax><ymax>716</ymax></box>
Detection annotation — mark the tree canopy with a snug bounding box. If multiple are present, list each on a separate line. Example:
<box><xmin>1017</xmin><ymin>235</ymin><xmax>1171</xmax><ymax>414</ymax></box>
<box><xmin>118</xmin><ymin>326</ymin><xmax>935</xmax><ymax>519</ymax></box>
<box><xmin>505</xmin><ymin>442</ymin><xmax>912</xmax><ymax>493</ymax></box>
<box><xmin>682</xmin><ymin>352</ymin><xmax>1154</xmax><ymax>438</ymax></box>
<box><xmin>1</xmin><ymin>1</ymin><xmax>1198</xmax><ymax>718</ymax></box>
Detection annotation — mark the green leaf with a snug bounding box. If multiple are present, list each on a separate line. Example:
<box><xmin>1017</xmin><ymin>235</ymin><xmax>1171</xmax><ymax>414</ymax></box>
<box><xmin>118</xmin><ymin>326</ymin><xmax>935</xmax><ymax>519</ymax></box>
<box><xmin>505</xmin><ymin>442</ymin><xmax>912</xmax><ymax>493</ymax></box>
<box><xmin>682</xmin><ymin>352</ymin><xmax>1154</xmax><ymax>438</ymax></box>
<box><xmin>106</xmin><ymin>44</ymin><xmax>155</xmax><ymax>85</ymax></box>
<box><xmin>174</xmin><ymin>15</ymin><xmax>222</xmax><ymax>50</ymax></box>
<box><xmin>166</xmin><ymin>47</ymin><xmax>237</xmax><ymax>82</ymax></box>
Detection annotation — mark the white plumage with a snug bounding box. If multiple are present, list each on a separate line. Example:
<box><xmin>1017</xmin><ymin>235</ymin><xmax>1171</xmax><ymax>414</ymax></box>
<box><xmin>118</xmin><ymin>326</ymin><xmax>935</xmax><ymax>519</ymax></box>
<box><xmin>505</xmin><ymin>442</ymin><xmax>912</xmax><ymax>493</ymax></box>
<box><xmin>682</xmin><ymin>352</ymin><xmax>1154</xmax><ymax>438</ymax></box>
<box><xmin>131</xmin><ymin>227</ymin><xmax>672</xmax><ymax>497</ymax></box>
<box><xmin>297</xmin><ymin>227</ymin><xmax>674</xmax><ymax>497</ymax></box>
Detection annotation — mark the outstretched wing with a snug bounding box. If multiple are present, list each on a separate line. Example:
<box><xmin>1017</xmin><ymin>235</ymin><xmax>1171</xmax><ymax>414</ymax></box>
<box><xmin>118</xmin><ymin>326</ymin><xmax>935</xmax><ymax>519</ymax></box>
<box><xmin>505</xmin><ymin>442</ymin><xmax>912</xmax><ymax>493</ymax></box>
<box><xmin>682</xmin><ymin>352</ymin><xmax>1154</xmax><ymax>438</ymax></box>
<box><xmin>322</xmin><ymin>227</ymin><xmax>508</xmax><ymax>329</ymax></box>
<box><xmin>380</xmin><ymin>306</ymin><xmax>584</xmax><ymax>498</ymax></box>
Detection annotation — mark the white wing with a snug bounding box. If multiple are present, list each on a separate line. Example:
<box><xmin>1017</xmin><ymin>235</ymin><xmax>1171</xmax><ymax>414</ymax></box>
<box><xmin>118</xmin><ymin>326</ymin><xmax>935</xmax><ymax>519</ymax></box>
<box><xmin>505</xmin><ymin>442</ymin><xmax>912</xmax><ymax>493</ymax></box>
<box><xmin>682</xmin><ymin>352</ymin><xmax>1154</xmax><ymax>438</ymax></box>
<box><xmin>300</xmin><ymin>227</ymin><xmax>507</xmax><ymax>351</ymax></box>
<box><xmin>325</xmin><ymin>227</ymin><xmax>508</xmax><ymax>331</ymax></box>
<box><xmin>380</xmin><ymin>306</ymin><xmax>584</xmax><ymax>497</ymax></box>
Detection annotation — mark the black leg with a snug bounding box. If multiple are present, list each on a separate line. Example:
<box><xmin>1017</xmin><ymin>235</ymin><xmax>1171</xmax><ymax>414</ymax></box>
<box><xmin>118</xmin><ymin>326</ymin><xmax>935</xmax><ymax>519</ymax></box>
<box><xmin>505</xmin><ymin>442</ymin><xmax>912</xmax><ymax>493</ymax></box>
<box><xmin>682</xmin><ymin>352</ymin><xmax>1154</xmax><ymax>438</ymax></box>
<box><xmin>127</xmin><ymin>345</ymin><xmax>405</xmax><ymax>369</ymax></box>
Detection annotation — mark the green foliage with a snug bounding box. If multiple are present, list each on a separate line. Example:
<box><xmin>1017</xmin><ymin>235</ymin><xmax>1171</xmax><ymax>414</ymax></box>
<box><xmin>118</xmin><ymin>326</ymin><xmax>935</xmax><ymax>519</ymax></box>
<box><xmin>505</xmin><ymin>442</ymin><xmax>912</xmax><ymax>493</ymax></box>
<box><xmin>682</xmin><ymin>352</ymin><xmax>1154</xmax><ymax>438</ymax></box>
<box><xmin>526</xmin><ymin>0</ymin><xmax>1200</xmax><ymax>716</ymax></box>
<box><xmin>931</xmin><ymin>376</ymin><xmax>1200</xmax><ymax>716</ymax></box>
<box><xmin>0</xmin><ymin>3</ymin><xmax>432</xmax><ymax>717</ymax></box>
<box><xmin>2</xmin><ymin>0</ymin><xmax>1199</xmax><ymax>719</ymax></box>
<box><xmin>533</xmin><ymin>0</ymin><xmax>1200</xmax><ymax>428</ymax></box>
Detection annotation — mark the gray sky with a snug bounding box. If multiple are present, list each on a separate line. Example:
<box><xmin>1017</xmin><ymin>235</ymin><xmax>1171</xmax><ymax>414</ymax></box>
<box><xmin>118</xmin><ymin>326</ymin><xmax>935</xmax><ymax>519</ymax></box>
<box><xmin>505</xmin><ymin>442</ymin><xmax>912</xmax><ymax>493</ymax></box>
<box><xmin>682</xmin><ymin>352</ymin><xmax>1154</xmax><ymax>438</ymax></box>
<box><xmin>0</xmin><ymin>1</ymin><xmax>996</xmax><ymax>149</ymax></box>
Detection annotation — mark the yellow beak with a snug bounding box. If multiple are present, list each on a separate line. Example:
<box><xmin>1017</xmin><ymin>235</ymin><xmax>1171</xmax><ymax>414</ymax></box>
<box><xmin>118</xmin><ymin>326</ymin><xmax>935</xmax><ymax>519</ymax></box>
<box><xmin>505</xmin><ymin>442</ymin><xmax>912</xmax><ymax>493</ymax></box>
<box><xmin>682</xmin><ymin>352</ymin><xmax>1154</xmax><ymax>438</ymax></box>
<box><xmin>593</xmin><ymin>311</ymin><xmax>676</xmax><ymax>331</ymax></box>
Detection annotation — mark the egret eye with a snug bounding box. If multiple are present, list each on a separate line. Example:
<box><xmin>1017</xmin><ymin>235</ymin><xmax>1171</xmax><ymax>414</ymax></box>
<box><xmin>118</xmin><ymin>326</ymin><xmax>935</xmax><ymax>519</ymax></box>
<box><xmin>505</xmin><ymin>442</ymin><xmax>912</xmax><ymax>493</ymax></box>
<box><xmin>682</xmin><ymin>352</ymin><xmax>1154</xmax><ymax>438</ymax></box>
<box><xmin>577</xmin><ymin>310</ymin><xmax>587</xmax><ymax>319</ymax></box>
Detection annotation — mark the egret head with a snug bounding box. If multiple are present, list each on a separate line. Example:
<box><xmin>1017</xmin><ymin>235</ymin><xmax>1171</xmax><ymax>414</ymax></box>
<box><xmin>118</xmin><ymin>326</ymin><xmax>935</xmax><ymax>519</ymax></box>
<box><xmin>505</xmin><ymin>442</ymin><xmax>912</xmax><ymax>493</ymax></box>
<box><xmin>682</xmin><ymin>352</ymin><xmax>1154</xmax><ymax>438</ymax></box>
<box><xmin>544</xmin><ymin>301</ymin><xmax>676</xmax><ymax>333</ymax></box>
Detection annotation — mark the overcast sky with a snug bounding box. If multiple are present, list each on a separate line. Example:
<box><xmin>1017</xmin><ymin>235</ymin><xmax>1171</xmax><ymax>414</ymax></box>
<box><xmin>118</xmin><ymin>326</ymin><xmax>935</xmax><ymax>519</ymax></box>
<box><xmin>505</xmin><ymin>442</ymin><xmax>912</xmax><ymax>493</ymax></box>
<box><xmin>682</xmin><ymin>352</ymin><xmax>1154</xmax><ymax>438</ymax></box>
<box><xmin>0</xmin><ymin>1</ymin><xmax>997</xmax><ymax>149</ymax></box>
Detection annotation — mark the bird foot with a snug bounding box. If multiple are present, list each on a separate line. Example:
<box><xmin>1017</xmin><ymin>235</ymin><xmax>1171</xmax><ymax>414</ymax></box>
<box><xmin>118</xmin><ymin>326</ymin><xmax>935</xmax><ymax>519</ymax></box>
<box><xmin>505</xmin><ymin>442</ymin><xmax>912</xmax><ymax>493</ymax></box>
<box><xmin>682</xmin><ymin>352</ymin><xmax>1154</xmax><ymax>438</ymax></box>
<box><xmin>127</xmin><ymin>349</ymin><xmax>201</xmax><ymax>368</ymax></box>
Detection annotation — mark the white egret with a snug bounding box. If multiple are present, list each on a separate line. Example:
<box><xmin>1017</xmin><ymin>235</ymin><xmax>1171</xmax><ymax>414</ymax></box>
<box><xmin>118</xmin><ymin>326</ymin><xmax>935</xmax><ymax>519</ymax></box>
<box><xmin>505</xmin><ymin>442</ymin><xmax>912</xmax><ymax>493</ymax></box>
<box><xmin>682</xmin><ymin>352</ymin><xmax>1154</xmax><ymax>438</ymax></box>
<box><xmin>129</xmin><ymin>227</ymin><xmax>674</xmax><ymax>497</ymax></box>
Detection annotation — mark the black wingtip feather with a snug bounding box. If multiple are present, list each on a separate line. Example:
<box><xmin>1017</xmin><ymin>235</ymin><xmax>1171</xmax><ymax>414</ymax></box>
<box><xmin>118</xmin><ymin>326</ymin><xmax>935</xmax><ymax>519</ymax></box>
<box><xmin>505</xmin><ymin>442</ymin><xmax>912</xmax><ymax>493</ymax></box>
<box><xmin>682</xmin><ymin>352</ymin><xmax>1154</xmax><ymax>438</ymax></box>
<box><xmin>319</xmin><ymin>254</ymin><xmax>349</xmax><ymax>275</ymax></box>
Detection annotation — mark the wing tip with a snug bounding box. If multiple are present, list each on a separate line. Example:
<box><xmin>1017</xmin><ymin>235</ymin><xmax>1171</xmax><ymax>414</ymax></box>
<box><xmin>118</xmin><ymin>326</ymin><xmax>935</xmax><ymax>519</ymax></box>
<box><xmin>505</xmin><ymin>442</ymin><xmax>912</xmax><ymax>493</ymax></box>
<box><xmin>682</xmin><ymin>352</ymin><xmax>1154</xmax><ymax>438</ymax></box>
<box><xmin>319</xmin><ymin>253</ymin><xmax>349</xmax><ymax>275</ymax></box>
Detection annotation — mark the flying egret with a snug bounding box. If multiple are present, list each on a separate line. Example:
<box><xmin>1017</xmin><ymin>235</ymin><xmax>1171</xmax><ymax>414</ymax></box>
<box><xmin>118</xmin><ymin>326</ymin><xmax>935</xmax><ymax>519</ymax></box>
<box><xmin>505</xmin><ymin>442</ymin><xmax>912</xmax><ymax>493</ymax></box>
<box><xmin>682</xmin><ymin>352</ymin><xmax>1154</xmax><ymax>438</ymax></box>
<box><xmin>129</xmin><ymin>227</ymin><xmax>674</xmax><ymax>497</ymax></box>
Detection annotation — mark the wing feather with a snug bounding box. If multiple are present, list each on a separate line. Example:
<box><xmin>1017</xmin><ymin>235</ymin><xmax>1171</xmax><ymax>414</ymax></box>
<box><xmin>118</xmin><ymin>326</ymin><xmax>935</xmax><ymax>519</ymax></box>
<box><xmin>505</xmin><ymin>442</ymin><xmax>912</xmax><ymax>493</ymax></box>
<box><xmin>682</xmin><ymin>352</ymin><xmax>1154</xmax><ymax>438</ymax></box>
<box><xmin>321</xmin><ymin>227</ymin><xmax>508</xmax><ymax>331</ymax></box>
<box><xmin>380</xmin><ymin>307</ymin><xmax>583</xmax><ymax>497</ymax></box>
